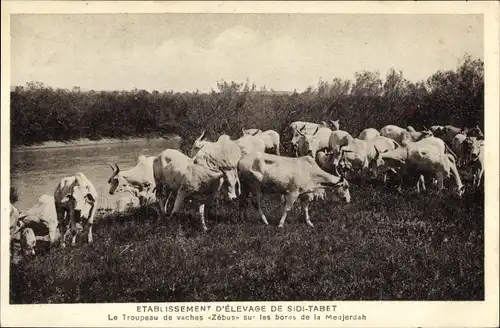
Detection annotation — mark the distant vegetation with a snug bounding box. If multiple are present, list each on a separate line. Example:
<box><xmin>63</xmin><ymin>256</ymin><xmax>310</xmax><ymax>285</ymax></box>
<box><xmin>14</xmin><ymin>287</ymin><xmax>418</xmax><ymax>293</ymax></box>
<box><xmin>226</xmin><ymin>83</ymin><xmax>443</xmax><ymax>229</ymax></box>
<box><xmin>11</xmin><ymin>54</ymin><xmax>483</xmax><ymax>152</ymax></box>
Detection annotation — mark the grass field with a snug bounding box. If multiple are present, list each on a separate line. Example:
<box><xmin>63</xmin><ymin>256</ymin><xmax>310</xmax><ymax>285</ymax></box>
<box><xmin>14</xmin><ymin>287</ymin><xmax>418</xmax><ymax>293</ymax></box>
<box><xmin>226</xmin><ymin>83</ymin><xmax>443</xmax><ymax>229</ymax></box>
<box><xmin>10</xmin><ymin>174</ymin><xmax>484</xmax><ymax>303</ymax></box>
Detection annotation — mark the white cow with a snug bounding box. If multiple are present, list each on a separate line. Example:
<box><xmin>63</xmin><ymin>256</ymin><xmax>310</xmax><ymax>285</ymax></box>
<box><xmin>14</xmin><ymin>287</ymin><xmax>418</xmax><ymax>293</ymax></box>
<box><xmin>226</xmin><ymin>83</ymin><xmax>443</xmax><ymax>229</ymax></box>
<box><xmin>238</xmin><ymin>152</ymin><xmax>350</xmax><ymax>228</ymax></box>
<box><xmin>18</xmin><ymin>195</ymin><xmax>59</xmax><ymax>243</ymax></box>
<box><xmin>338</xmin><ymin>136</ymin><xmax>400</xmax><ymax>174</ymax></box>
<box><xmin>328</xmin><ymin>130</ymin><xmax>354</xmax><ymax>160</ymax></box>
<box><xmin>358</xmin><ymin>128</ymin><xmax>380</xmax><ymax>141</ymax></box>
<box><xmin>9</xmin><ymin>203</ymin><xmax>36</xmax><ymax>256</ymax></box>
<box><xmin>54</xmin><ymin>172</ymin><xmax>98</xmax><ymax>247</ymax></box>
<box><xmin>242</xmin><ymin>128</ymin><xmax>281</xmax><ymax>155</ymax></box>
<box><xmin>235</xmin><ymin>134</ymin><xmax>266</xmax><ymax>156</ymax></box>
<box><xmin>462</xmin><ymin>137</ymin><xmax>485</xmax><ymax>187</ymax></box>
<box><xmin>380</xmin><ymin>125</ymin><xmax>433</xmax><ymax>145</ymax></box>
<box><xmin>156</xmin><ymin>135</ymin><xmax>242</xmax><ymax>230</ymax></box>
<box><xmin>451</xmin><ymin>133</ymin><xmax>468</xmax><ymax>168</ymax></box>
<box><xmin>190</xmin><ymin>130</ymin><xmax>215</xmax><ymax>158</ymax></box>
<box><xmin>373</xmin><ymin>138</ymin><xmax>465</xmax><ymax>196</ymax></box>
<box><xmin>296</xmin><ymin>126</ymin><xmax>333</xmax><ymax>158</ymax></box>
<box><xmin>107</xmin><ymin>155</ymin><xmax>156</xmax><ymax>205</ymax></box>
<box><xmin>289</xmin><ymin>120</ymin><xmax>340</xmax><ymax>153</ymax></box>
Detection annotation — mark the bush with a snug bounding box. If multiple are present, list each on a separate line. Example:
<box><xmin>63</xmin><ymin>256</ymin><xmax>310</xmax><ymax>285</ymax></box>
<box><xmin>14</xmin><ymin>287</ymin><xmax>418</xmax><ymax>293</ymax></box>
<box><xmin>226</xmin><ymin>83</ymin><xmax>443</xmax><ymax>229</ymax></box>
<box><xmin>10</xmin><ymin>54</ymin><xmax>483</xmax><ymax>147</ymax></box>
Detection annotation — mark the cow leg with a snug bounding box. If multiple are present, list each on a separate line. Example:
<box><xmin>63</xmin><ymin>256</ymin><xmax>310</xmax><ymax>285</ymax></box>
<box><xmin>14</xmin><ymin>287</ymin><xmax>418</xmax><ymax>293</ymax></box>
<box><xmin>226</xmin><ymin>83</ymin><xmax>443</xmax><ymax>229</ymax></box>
<box><xmin>56</xmin><ymin>209</ymin><xmax>67</xmax><ymax>248</ymax></box>
<box><xmin>300</xmin><ymin>197</ymin><xmax>314</xmax><ymax>228</ymax></box>
<box><xmin>199</xmin><ymin>204</ymin><xmax>208</xmax><ymax>231</ymax></box>
<box><xmin>169</xmin><ymin>188</ymin><xmax>186</xmax><ymax>219</ymax></box>
<box><xmin>254</xmin><ymin>190</ymin><xmax>269</xmax><ymax>225</ymax></box>
<box><xmin>238</xmin><ymin>187</ymin><xmax>250</xmax><ymax>221</ymax></box>
<box><xmin>275</xmin><ymin>144</ymin><xmax>280</xmax><ymax>156</ymax></box>
<box><xmin>278</xmin><ymin>191</ymin><xmax>299</xmax><ymax>228</ymax></box>
<box><xmin>86</xmin><ymin>203</ymin><xmax>97</xmax><ymax>245</ymax></box>
<box><xmin>163</xmin><ymin>191</ymin><xmax>172</xmax><ymax>214</ymax></box>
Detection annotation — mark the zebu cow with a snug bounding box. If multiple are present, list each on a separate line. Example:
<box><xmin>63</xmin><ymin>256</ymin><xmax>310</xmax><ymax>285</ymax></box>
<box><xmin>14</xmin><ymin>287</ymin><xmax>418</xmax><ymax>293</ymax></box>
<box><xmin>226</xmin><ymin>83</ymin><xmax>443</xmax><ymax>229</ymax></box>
<box><xmin>290</xmin><ymin>120</ymin><xmax>340</xmax><ymax>154</ymax></box>
<box><xmin>235</xmin><ymin>134</ymin><xmax>267</xmax><ymax>155</ymax></box>
<box><xmin>451</xmin><ymin>133</ymin><xmax>468</xmax><ymax>168</ymax></box>
<box><xmin>328</xmin><ymin>130</ymin><xmax>354</xmax><ymax>163</ymax></box>
<box><xmin>380</xmin><ymin>125</ymin><xmax>433</xmax><ymax>145</ymax></box>
<box><xmin>107</xmin><ymin>155</ymin><xmax>156</xmax><ymax>205</ymax></box>
<box><xmin>190</xmin><ymin>130</ymin><xmax>215</xmax><ymax>157</ymax></box>
<box><xmin>156</xmin><ymin>134</ymin><xmax>242</xmax><ymax>230</ymax></box>
<box><xmin>372</xmin><ymin>137</ymin><xmax>465</xmax><ymax>196</ymax></box>
<box><xmin>358</xmin><ymin>128</ymin><xmax>380</xmax><ymax>141</ymax></box>
<box><xmin>9</xmin><ymin>204</ymin><xmax>36</xmax><ymax>256</ymax></box>
<box><xmin>242</xmin><ymin>128</ymin><xmax>281</xmax><ymax>155</ymax></box>
<box><xmin>54</xmin><ymin>172</ymin><xmax>98</xmax><ymax>247</ymax></box>
<box><xmin>238</xmin><ymin>152</ymin><xmax>350</xmax><ymax>228</ymax></box>
<box><xmin>296</xmin><ymin>126</ymin><xmax>333</xmax><ymax>158</ymax></box>
<box><xmin>462</xmin><ymin>137</ymin><xmax>485</xmax><ymax>187</ymax></box>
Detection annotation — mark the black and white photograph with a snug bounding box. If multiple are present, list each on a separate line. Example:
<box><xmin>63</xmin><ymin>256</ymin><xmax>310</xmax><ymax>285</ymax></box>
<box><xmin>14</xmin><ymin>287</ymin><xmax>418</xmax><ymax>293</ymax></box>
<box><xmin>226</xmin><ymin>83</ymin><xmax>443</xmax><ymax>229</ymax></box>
<box><xmin>2</xmin><ymin>1</ymin><xmax>499</xmax><ymax>327</ymax></box>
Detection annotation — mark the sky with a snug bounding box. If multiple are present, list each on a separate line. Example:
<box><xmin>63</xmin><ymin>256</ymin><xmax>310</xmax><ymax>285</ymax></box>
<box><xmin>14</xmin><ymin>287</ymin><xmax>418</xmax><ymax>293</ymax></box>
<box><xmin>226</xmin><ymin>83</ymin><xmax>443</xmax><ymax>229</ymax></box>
<box><xmin>10</xmin><ymin>14</ymin><xmax>483</xmax><ymax>93</ymax></box>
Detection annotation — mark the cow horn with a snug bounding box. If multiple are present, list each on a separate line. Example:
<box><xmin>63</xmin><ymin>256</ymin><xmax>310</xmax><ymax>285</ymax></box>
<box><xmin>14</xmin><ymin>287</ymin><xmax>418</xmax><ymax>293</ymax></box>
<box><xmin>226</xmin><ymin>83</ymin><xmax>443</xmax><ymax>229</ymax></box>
<box><xmin>313</xmin><ymin>126</ymin><xmax>319</xmax><ymax>136</ymax></box>
<box><xmin>241</xmin><ymin>128</ymin><xmax>245</xmax><ymax>135</ymax></box>
<box><xmin>114</xmin><ymin>163</ymin><xmax>120</xmax><ymax>173</ymax></box>
<box><xmin>374</xmin><ymin>145</ymin><xmax>380</xmax><ymax>157</ymax></box>
<box><xmin>108</xmin><ymin>163</ymin><xmax>116</xmax><ymax>172</ymax></box>
<box><xmin>299</xmin><ymin>124</ymin><xmax>306</xmax><ymax>132</ymax></box>
<box><xmin>196</xmin><ymin>130</ymin><xmax>206</xmax><ymax>142</ymax></box>
<box><xmin>252</xmin><ymin>130</ymin><xmax>260</xmax><ymax>136</ymax></box>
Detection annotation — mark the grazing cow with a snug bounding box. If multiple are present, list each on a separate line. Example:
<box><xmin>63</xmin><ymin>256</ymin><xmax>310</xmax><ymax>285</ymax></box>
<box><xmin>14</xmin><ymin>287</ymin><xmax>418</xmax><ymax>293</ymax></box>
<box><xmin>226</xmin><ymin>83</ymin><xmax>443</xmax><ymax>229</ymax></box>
<box><xmin>290</xmin><ymin>120</ymin><xmax>340</xmax><ymax>153</ymax></box>
<box><xmin>466</xmin><ymin>125</ymin><xmax>484</xmax><ymax>139</ymax></box>
<box><xmin>373</xmin><ymin>138</ymin><xmax>465</xmax><ymax>196</ymax></box>
<box><xmin>235</xmin><ymin>134</ymin><xmax>266</xmax><ymax>156</ymax></box>
<box><xmin>467</xmin><ymin>139</ymin><xmax>484</xmax><ymax>187</ymax></box>
<box><xmin>159</xmin><ymin>135</ymin><xmax>242</xmax><ymax>230</ymax></box>
<box><xmin>153</xmin><ymin>149</ymin><xmax>193</xmax><ymax>218</ymax></box>
<box><xmin>328</xmin><ymin>130</ymin><xmax>354</xmax><ymax>160</ymax></box>
<box><xmin>107</xmin><ymin>155</ymin><xmax>156</xmax><ymax>205</ymax></box>
<box><xmin>380</xmin><ymin>125</ymin><xmax>433</xmax><ymax>145</ymax></box>
<box><xmin>9</xmin><ymin>204</ymin><xmax>36</xmax><ymax>257</ymax></box>
<box><xmin>296</xmin><ymin>126</ymin><xmax>332</xmax><ymax>158</ymax></box>
<box><xmin>54</xmin><ymin>172</ymin><xmax>98</xmax><ymax>247</ymax></box>
<box><xmin>358</xmin><ymin>128</ymin><xmax>380</xmax><ymax>141</ymax></box>
<box><xmin>190</xmin><ymin>130</ymin><xmax>215</xmax><ymax>157</ymax></box>
<box><xmin>238</xmin><ymin>152</ymin><xmax>351</xmax><ymax>228</ymax></box>
<box><xmin>242</xmin><ymin>128</ymin><xmax>281</xmax><ymax>155</ymax></box>
<box><xmin>440</xmin><ymin>125</ymin><xmax>469</xmax><ymax>145</ymax></box>
<box><xmin>18</xmin><ymin>195</ymin><xmax>59</xmax><ymax>244</ymax></box>
<box><xmin>338</xmin><ymin>136</ymin><xmax>400</xmax><ymax>174</ymax></box>
<box><xmin>451</xmin><ymin>133</ymin><xmax>468</xmax><ymax>168</ymax></box>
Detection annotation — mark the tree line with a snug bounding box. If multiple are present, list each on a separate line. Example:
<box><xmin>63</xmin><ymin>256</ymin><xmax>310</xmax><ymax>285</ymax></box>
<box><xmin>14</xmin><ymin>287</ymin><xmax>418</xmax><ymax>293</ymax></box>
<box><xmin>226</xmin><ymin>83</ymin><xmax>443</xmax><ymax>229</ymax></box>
<box><xmin>11</xmin><ymin>54</ymin><xmax>483</xmax><ymax>153</ymax></box>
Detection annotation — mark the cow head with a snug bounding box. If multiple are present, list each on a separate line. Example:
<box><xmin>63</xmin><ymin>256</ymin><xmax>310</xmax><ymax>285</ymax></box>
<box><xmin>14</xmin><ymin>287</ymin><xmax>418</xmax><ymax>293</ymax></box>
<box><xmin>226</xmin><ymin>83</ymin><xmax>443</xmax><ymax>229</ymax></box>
<box><xmin>321</xmin><ymin>172</ymin><xmax>351</xmax><ymax>203</ymax></box>
<box><xmin>107</xmin><ymin>163</ymin><xmax>134</xmax><ymax>195</ymax></box>
<box><xmin>290</xmin><ymin>124</ymin><xmax>307</xmax><ymax>152</ymax></box>
<box><xmin>62</xmin><ymin>182</ymin><xmax>96</xmax><ymax>220</ymax></box>
<box><xmin>467</xmin><ymin>125</ymin><xmax>484</xmax><ymax>139</ymax></box>
<box><xmin>191</xmin><ymin>131</ymin><xmax>210</xmax><ymax>158</ymax></box>
<box><xmin>297</xmin><ymin>126</ymin><xmax>320</xmax><ymax>157</ymax></box>
<box><xmin>242</xmin><ymin>128</ymin><xmax>261</xmax><ymax>136</ymax></box>
<box><xmin>371</xmin><ymin>145</ymin><xmax>406</xmax><ymax>174</ymax></box>
<box><xmin>220</xmin><ymin>168</ymin><xmax>241</xmax><ymax>201</ymax></box>
<box><xmin>463</xmin><ymin>137</ymin><xmax>483</xmax><ymax>163</ymax></box>
<box><xmin>330</xmin><ymin>120</ymin><xmax>340</xmax><ymax>131</ymax></box>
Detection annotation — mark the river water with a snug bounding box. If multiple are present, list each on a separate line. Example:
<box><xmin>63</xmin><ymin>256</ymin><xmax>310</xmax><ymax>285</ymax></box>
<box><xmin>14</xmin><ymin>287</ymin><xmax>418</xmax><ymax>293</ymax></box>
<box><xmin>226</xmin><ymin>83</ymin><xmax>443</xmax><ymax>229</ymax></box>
<box><xmin>10</xmin><ymin>137</ymin><xmax>181</xmax><ymax>212</ymax></box>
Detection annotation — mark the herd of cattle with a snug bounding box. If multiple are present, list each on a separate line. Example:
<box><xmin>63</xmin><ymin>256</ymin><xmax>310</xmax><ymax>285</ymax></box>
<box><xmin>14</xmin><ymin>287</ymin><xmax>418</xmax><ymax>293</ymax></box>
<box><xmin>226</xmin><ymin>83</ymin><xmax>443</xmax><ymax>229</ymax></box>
<box><xmin>9</xmin><ymin>120</ymin><xmax>485</xmax><ymax>257</ymax></box>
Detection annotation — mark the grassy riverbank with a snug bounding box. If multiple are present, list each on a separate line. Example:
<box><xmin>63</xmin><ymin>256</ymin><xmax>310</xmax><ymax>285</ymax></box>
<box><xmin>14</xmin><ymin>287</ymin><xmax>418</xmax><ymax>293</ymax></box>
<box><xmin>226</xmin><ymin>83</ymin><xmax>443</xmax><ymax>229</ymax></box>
<box><xmin>10</xmin><ymin>179</ymin><xmax>484</xmax><ymax>303</ymax></box>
